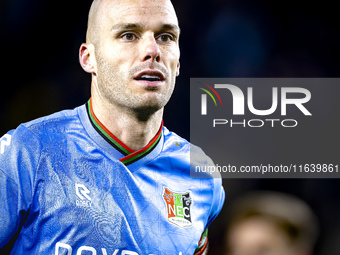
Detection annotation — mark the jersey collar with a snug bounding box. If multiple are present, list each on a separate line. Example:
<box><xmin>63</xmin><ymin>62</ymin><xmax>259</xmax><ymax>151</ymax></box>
<box><xmin>85</xmin><ymin>98</ymin><xmax>163</xmax><ymax>166</ymax></box>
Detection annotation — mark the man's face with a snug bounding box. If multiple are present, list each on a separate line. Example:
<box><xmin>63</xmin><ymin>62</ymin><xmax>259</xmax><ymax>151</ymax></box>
<box><xmin>92</xmin><ymin>0</ymin><xmax>180</xmax><ymax>114</ymax></box>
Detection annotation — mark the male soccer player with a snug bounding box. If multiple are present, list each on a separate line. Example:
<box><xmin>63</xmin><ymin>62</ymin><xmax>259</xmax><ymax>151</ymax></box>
<box><xmin>0</xmin><ymin>0</ymin><xmax>225</xmax><ymax>254</ymax></box>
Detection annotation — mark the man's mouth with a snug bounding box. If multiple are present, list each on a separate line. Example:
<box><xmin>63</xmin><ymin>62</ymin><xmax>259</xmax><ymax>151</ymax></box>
<box><xmin>134</xmin><ymin>70</ymin><xmax>165</xmax><ymax>83</ymax></box>
<box><xmin>135</xmin><ymin>75</ymin><xmax>162</xmax><ymax>82</ymax></box>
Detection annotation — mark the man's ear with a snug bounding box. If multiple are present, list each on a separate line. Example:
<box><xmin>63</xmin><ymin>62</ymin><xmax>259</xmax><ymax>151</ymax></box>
<box><xmin>176</xmin><ymin>61</ymin><xmax>180</xmax><ymax>76</ymax></box>
<box><xmin>79</xmin><ymin>43</ymin><xmax>96</xmax><ymax>73</ymax></box>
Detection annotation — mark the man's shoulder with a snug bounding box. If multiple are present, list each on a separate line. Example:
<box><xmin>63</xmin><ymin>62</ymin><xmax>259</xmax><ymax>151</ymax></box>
<box><xmin>19</xmin><ymin>106</ymin><xmax>83</xmax><ymax>139</ymax></box>
<box><xmin>162</xmin><ymin>127</ymin><xmax>220</xmax><ymax>178</ymax></box>
<box><xmin>162</xmin><ymin>126</ymin><xmax>190</xmax><ymax>148</ymax></box>
<box><xmin>1</xmin><ymin>106</ymin><xmax>83</xmax><ymax>148</ymax></box>
<box><xmin>22</xmin><ymin>107</ymin><xmax>81</xmax><ymax>131</ymax></box>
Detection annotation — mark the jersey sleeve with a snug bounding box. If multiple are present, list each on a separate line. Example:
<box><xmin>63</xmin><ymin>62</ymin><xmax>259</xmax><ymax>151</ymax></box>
<box><xmin>195</xmin><ymin>167</ymin><xmax>225</xmax><ymax>255</ymax></box>
<box><xmin>189</xmin><ymin>144</ymin><xmax>226</xmax><ymax>229</ymax></box>
<box><xmin>194</xmin><ymin>177</ymin><xmax>224</xmax><ymax>255</ymax></box>
<box><xmin>0</xmin><ymin>126</ymin><xmax>42</xmax><ymax>248</ymax></box>
<box><xmin>206</xmin><ymin>176</ymin><xmax>225</xmax><ymax>228</ymax></box>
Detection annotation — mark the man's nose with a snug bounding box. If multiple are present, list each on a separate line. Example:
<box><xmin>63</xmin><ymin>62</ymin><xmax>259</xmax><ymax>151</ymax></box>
<box><xmin>140</xmin><ymin>34</ymin><xmax>161</xmax><ymax>63</ymax></box>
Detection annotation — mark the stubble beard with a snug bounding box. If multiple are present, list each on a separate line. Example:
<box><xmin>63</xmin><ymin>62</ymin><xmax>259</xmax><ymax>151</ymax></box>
<box><xmin>95</xmin><ymin>52</ymin><xmax>175</xmax><ymax>120</ymax></box>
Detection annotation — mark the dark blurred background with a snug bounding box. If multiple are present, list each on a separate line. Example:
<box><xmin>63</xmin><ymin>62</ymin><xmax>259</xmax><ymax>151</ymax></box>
<box><xmin>1</xmin><ymin>0</ymin><xmax>339</xmax><ymax>254</ymax></box>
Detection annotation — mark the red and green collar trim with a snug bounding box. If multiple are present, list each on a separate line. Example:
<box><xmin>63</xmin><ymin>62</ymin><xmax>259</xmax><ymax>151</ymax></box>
<box><xmin>86</xmin><ymin>98</ymin><xmax>163</xmax><ymax>166</ymax></box>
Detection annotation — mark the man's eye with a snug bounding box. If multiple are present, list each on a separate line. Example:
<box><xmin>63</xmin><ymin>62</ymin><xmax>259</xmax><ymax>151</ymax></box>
<box><xmin>158</xmin><ymin>34</ymin><xmax>173</xmax><ymax>42</ymax></box>
<box><xmin>122</xmin><ymin>33</ymin><xmax>137</xmax><ymax>41</ymax></box>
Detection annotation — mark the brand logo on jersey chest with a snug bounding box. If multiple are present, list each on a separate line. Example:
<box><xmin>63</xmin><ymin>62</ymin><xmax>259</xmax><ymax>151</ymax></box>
<box><xmin>75</xmin><ymin>183</ymin><xmax>92</xmax><ymax>207</ymax></box>
<box><xmin>163</xmin><ymin>187</ymin><xmax>192</xmax><ymax>228</ymax></box>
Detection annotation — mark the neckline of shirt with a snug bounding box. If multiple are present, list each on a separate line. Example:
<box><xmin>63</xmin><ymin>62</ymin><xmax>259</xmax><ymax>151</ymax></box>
<box><xmin>85</xmin><ymin>98</ymin><xmax>163</xmax><ymax>166</ymax></box>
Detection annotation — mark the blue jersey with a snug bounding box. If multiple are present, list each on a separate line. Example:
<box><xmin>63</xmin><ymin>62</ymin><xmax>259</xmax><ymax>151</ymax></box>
<box><xmin>0</xmin><ymin>100</ymin><xmax>225</xmax><ymax>255</ymax></box>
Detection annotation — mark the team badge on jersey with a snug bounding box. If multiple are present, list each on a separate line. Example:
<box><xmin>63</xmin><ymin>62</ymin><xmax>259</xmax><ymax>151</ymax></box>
<box><xmin>163</xmin><ymin>187</ymin><xmax>193</xmax><ymax>228</ymax></box>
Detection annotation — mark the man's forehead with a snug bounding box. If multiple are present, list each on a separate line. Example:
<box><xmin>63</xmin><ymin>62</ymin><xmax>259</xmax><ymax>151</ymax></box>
<box><xmin>87</xmin><ymin>0</ymin><xmax>179</xmax><ymax>43</ymax></box>
<box><xmin>99</xmin><ymin>0</ymin><xmax>178</xmax><ymax>23</ymax></box>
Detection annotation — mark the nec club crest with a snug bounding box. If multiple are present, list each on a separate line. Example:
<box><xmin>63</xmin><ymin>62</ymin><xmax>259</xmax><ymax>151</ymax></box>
<box><xmin>163</xmin><ymin>187</ymin><xmax>193</xmax><ymax>228</ymax></box>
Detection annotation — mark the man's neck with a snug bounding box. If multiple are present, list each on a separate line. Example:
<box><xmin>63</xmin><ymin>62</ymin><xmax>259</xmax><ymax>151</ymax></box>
<box><xmin>90</xmin><ymin>97</ymin><xmax>163</xmax><ymax>152</ymax></box>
